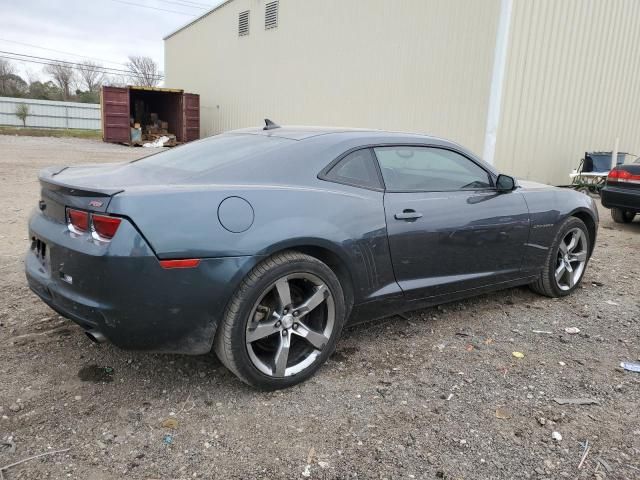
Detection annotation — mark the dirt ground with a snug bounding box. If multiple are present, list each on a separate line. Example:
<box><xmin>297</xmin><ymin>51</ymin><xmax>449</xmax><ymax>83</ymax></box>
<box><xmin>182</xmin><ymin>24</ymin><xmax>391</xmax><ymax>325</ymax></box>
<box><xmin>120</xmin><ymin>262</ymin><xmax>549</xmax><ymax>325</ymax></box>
<box><xmin>0</xmin><ymin>134</ymin><xmax>638</xmax><ymax>480</ymax></box>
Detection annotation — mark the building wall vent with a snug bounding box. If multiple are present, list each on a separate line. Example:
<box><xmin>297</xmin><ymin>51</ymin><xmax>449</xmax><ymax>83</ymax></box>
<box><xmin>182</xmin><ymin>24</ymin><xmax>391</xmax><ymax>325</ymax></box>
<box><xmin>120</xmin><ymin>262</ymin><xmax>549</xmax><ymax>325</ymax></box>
<box><xmin>239</xmin><ymin>10</ymin><xmax>250</xmax><ymax>36</ymax></box>
<box><xmin>265</xmin><ymin>1</ymin><xmax>278</xmax><ymax>30</ymax></box>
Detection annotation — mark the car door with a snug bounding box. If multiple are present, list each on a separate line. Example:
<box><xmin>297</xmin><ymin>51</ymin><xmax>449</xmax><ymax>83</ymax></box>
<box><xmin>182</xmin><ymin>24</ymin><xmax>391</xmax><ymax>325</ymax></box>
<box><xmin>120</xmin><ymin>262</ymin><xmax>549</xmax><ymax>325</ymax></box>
<box><xmin>375</xmin><ymin>145</ymin><xmax>530</xmax><ymax>300</ymax></box>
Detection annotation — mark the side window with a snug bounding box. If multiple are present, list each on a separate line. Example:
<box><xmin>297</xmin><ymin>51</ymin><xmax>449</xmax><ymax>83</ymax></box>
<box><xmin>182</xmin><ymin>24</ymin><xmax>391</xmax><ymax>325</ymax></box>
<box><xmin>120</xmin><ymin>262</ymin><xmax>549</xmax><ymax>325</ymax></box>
<box><xmin>374</xmin><ymin>146</ymin><xmax>492</xmax><ymax>192</ymax></box>
<box><xmin>325</xmin><ymin>149</ymin><xmax>382</xmax><ymax>190</ymax></box>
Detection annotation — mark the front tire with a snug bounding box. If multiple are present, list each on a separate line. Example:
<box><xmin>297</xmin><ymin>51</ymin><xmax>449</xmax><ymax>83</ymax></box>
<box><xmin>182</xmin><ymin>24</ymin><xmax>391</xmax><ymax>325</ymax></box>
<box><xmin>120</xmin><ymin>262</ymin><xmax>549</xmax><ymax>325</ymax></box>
<box><xmin>530</xmin><ymin>217</ymin><xmax>590</xmax><ymax>298</ymax></box>
<box><xmin>214</xmin><ymin>251</ymin><xmax>345</xmax><ymax>390</ymax></box>
<box><xmin>611</xmin><ymin>207</ymin><xmax>635</xmax><ymax>223</ymax></box>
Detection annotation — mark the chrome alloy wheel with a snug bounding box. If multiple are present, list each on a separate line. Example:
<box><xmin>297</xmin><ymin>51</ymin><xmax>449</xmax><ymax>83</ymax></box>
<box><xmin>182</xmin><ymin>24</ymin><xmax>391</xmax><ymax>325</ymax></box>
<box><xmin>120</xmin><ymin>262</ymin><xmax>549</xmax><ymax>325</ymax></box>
<box><xmin>554</xmin><ymin>228</ymin><xmax>588</xmax><ymax>291</ymax></box>
<box><xmin>245</xmin><ymin>273</ymin><xmax>335</xmax><ymax>378</ymax></box>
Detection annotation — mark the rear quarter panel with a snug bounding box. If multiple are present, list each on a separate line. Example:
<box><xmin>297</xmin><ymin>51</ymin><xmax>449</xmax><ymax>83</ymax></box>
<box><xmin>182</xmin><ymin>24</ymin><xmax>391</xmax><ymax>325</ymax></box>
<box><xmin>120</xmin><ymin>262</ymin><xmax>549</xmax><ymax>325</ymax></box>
<box><xmin>108</xmin><ymin>183</ymin><xmax>399</xmax><ymax>304</ymax></box>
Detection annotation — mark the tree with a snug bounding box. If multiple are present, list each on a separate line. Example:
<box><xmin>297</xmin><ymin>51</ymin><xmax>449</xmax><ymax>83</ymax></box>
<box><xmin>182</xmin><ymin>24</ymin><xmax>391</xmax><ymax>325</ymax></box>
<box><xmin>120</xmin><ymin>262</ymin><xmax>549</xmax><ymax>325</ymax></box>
<box><xmin>103</xmin><ymin>75</ymin><xmax>127</xmax><ymax>88</ymax></box>
<box><xmin>0</xmin><ymin>73</ymin><xmax>28</xmax><ymax>97</ymax></box>
<box><xmin>15</xmin><ymin>103</ymin><xmax>29</xmax><ymax>127</ymax></box>
<box><xmin>28</xmin><ymin>80</ymin><xmax>62</xmax><ymax>100</ymax></box>
<box><xmin>75</xmin><ymin>89</ymin><xmax>100</xmax><ymax>103</ymax></box>
<box><xmin>77</xmin><ymin>61</ymin><xmax>105</xmax><ymax>93</ymax></box>
<box><xmin>0</xmin><ymin>59</ymin><xmax>27</xmax><ymax>97</ymax></box>
<box><xmin>44</xmin><ymin>62</ymin><xmax>75</xmax><ymax>100</ymax></box>
<box><xmin>126</xmin><ymin>56</ymin><xmax>161</xmax><ymax>87</ymax></box>
<box><xmin>0</xmin><ymin>58</ymin><xmax>14</xmax><ymax>78</ymax></box>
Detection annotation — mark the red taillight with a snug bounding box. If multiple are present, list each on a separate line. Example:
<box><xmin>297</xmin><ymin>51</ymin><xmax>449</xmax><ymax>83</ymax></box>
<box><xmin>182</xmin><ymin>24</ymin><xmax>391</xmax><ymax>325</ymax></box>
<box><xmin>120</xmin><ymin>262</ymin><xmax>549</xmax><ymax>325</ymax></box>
<box><xmin>608</xmin><ymin>168</ymin><xmax>640</xmax><ymax>183</ymax></box>
<box><xmin>66</xmin><ymin>209</ymin><xmax>121</xmax><ymax>241</ymax></box>
<box><xmin>159</xmin><ymin>259</ymin><xmax>201</xmax><ymax>269</ymax></box>
<box><xmin>92</xmin><ymin>214</ymin><xmax>122</xmax><ymax>240</ymax></box>
<box><xmin>67</xmin><ymin>208</ymin><xmax>89</xmax><ymax>232</ymax></box>
<box><xmin>607</xmin><ymin>169</ymin><xmax>625</xmax><ymax>179</ymax></box>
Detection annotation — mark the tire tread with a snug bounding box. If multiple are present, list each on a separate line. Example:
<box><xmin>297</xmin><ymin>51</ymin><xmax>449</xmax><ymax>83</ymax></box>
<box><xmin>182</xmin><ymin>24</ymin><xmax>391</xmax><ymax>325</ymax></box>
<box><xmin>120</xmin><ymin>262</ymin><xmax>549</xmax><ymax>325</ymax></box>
<box><xmin>214</xmin><ymin>250</ymin><xmax>342</xmax><ymax>388</ymax></box>
<box><xmin>530</xmin><ymin>217</ymin><xmax>589</xmax><ymax>298</ymax></box>
<box><xmin>611</xmin><ymin>207</ymin><xmax>635</xmax><ymax>223</ymax></box>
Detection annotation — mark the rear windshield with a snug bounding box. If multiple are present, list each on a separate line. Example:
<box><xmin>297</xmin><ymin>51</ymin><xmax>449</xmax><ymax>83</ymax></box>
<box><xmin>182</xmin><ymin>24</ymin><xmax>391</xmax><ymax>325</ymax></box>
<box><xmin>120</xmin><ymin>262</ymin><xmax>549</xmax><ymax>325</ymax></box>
<box><xmin>129</xmin><ymin>134</ymin><xmax>293</xmax><ymax>175</ymax></box>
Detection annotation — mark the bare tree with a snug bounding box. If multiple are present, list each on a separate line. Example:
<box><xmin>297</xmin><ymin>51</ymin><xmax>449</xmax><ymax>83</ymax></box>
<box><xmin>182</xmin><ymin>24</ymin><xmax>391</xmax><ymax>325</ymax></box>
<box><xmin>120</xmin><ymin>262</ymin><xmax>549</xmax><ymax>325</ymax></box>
<box><xmin>44</xmin><ymin>62</ymin><xmax>75</xmax><ymax>100</ymax></box>
<box><xmin>77</xmin><ymin>61</ymin><xmax>105</xmax><ymax>93</ymax></box>
<box><xmin>0</xmin><ymin>58</ymin><xmax>15</xmax><ymax>77</ymax></box>
<box><xmin>0</xmin><ymin>58</ymin><xmax>16</xmax><ymax>95</ymax></box>
<box><xmin>126</xmin><ymin>56</ymin><xmax>162</xmax><ymax>87</ymax></box>
<box><xmin>103</xmin><ymin>75</ymin><xmax>128</xmax><ymax>88</ymax></box>
<box><xmin>15</xmin><ymin>103</ymin><xmax>29</xmax><ymax>127</ymax></box>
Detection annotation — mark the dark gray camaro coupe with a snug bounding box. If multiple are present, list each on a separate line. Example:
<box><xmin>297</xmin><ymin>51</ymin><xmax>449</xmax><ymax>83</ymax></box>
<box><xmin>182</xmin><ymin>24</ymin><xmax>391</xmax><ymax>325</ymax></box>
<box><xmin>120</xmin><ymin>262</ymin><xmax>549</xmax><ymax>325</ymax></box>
<box><xmin>27</xmin><ymin>123</ymin><xmax>598</xmax><ymax>389</ymax></box>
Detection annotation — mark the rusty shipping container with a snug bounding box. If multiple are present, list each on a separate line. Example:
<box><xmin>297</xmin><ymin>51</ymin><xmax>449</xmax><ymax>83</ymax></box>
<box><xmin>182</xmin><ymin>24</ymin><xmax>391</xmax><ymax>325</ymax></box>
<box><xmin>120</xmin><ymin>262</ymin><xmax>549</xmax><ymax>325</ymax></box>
<box><xmin>101</xmin><ymin>86</ymin><xmax>200</xmax><ymax>144</ymax></box>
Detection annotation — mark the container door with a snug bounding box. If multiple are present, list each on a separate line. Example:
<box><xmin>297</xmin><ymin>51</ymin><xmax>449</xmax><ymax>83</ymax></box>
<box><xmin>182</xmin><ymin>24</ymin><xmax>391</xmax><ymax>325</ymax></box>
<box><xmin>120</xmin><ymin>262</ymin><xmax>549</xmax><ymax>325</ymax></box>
<box><xmin>182</xmin><ymin>93</ymin><xmax>200</xmax><ymax>142</ymax></box>
<box><xmin>101</xmin><ymin>86</ymin><xmax>130</xmax><ymax>143</ymax></box>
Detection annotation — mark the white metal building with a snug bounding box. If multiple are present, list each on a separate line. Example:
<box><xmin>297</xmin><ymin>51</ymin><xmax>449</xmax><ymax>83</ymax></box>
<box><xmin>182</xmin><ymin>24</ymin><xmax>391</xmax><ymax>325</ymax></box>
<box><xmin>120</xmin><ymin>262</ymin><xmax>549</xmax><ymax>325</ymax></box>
<box><xmin>164</xmin><ymin>0</ymin><xmax>640</xmax><ymax>185</ymax></box>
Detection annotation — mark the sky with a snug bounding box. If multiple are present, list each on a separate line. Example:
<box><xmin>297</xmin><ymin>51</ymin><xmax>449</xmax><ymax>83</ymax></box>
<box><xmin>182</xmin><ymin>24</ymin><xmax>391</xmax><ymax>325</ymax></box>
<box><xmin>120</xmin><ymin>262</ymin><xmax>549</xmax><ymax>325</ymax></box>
<box><xmin>0</xmin><ymin>0</ymin><xmax>224</xmax><ymax>84</ymax></box>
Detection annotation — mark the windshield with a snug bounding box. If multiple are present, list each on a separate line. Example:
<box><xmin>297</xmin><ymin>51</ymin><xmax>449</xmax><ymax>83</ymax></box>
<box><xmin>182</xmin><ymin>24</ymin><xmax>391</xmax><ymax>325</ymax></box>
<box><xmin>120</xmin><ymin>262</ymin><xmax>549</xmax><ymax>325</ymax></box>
<box><xmin>129</xmin><ymin>134</ymin><xmax>294</xmax><ymax>175</ymax></box>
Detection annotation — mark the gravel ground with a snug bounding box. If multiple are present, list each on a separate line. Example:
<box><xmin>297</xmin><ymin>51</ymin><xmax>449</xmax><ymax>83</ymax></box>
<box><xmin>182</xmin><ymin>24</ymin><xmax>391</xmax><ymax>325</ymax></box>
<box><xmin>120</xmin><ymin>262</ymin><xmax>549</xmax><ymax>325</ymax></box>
<box><xmin>0</xmin><ymin>134</ymin><xmax>639</xmax><ymax>480</ymax></box>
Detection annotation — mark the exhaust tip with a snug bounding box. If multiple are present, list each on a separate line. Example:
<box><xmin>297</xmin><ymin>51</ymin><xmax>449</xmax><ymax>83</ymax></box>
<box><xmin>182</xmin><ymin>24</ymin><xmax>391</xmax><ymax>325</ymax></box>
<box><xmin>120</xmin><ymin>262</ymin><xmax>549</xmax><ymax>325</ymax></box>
<box><xmin>85</xmin><ymin>329</ymin><xmax>106</xmax><ymax>344</ymax></box>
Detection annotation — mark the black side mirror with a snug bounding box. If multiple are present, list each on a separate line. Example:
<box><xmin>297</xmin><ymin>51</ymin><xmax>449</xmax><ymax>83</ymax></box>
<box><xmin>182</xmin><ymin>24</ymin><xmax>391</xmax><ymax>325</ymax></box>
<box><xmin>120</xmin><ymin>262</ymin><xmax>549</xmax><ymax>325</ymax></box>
<box><xmin>496</xmin><ymin>174</ymin><xmax>516</xmax><ymax>192</ymax></box>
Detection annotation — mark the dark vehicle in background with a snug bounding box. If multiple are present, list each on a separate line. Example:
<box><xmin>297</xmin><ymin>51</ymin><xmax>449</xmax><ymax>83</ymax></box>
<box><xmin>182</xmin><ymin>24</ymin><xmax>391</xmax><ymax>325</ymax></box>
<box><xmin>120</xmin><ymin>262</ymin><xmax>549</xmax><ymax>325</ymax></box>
<box><xmin>601</xmin><ymin>157</ymin><xmax>640</xmax><ymax>223</ymax></box>
<box><xmin>26</xmin><ymin>124</ymin><xmax>599</xmax><ymax>389</ymax></box>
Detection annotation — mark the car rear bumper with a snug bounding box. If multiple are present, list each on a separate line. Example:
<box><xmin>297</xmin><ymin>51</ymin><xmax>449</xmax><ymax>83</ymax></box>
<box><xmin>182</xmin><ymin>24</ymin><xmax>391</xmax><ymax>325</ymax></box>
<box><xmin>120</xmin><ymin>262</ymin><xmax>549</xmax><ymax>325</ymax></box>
<box><xmin>601</xmin><ymin>185</ymin><xmax>640</xmax><ymax>213</ymax></box>
<box><xmin>25</xmin><ymin>209</ymin><xmax>259</xmax><ymax>354</ymax></box>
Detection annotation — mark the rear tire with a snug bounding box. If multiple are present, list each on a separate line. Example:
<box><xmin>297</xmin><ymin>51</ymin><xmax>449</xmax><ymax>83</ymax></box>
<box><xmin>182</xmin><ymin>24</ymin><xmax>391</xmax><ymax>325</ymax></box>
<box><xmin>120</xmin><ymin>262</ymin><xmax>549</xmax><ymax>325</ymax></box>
<box><xmin>214</xmin><ymin>251</ymin><xmax>345</xmax><ymax>390</ymax></box>
<box><xmin>530</xmin><ymin>217</ymin><xmax>590</xmax><ymax>298</ymax></box>
<box><xmin>611</xmin><ymin>207</ymin><xmax>635</xmax><ymax>223</ymax></box>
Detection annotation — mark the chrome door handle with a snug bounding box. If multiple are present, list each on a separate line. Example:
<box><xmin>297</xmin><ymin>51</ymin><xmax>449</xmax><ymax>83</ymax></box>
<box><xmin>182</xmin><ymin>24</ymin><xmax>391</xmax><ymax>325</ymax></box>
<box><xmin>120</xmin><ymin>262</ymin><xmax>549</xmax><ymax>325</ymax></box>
<box><xmin>394</xmin><ymin>210</ymin><xmax>423</xmax><ymax>221</ymax></box>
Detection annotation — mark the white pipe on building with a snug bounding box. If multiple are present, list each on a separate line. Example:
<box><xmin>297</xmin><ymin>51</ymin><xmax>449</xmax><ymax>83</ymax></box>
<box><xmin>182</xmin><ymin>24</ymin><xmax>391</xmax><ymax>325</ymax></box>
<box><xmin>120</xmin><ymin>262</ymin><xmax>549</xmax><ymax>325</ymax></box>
<box><xmin>483</xmin><ymin>0</ymin><xmax>514</xmax><ymax>165</ymax></box>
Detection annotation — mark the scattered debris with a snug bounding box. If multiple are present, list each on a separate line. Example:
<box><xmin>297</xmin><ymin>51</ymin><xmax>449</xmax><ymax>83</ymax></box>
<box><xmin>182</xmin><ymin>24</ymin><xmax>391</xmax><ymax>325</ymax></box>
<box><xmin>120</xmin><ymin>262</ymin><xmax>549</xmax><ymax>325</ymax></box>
<box><xmin>163</xmin><ymin>435</ymin><xmax>173</xmax><ymax>445</ymax></box>
<box><xmin>577</xmin><ymin>440</ymin><xmax>591</xmax><ymax>469</ymax></box>
<box><xmin>161</xmin><ymin>418</ymin><xmax>178</xmax><ymax>429</ymax></box>
<box><xmin>307</xmin><ymin>447</ymin><xmax>316</xmax><ymax>464</ymax></box>
<box><xmin>0</xmin><ymin>438</ymin><xmax>15</xmax><ymax>454</ymax></box>
<box><xmin>564</xmin><ymin>327</ymin><xmax>581</xmax><ymax>334</ymax></box>
<box><xmin>301</xmin><ymin>464</ymin><xmax>312</xmax><ymax>477</ymax></box>
<box><xmin>532</xmin><ymin>330</ymin><xmax>553</xmax><ymax>334</ymax></box>
<box><xmin>0</xmin><ymin>448</ymin><xmax>70</xmax><ymax>477</ymax></box>
<box><xmin>495</xmin><ymin>408</ymin><xmax>512</xmax><ymax>419</ymax></box>
<box><xmin>178</xmin><ymin>392</ymin><xmax>193</xmax><ymax>414</ymax></box>
<box><xmin>552</xmin><ymin>431</ymin><xmax>563</xmax><ymax>442</ymax></box>
<box><xmin>512</xmin><ymin>352</ymin><xmax>525</xmax><ymax>359</ymax></box>
<box><xmin>605</xmin><ymin>300</ymin><xmax>619</xmax><ymax>306</ymax></box>
<box><xmin>620</xmin><ymin>361</ymin><xmax>640</xmax><ymax>373</ymax></box>
<box><xmin>554</xmin><ymin>398</ymin><xmax>599</xmax><ymax>406</ymax></box>
<box><xmin>596</xmin><ymin>457</ymin><xmax>612</xmax><ymax>473</ymax></box>
<box><xmin>143</xmin><ymin>135</ymin><xmax>174</xmax><ymax>148</ymax></box>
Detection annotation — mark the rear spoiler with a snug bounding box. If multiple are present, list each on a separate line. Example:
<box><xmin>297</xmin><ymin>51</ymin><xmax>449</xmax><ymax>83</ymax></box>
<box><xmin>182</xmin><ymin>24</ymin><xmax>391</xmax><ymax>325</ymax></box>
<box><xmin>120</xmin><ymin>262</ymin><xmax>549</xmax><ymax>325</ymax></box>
<box><xmin>38</xmin><ymin>166</ymin><xmax>123</xmax><ymax>197</ymax></box>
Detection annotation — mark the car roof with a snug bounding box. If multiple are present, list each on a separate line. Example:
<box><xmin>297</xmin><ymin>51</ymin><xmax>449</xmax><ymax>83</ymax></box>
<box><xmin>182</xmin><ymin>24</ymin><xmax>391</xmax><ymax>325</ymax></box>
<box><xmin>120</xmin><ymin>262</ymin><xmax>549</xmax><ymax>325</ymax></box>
<box><xmin>224</xmin><ymin>125</ymin><xmax>492</xmax><ymax>174</ymax></box>
<box><xmin>229</xmin><ymin>125</ymin><xmax>446</xmax><ymax>142</ymax></box>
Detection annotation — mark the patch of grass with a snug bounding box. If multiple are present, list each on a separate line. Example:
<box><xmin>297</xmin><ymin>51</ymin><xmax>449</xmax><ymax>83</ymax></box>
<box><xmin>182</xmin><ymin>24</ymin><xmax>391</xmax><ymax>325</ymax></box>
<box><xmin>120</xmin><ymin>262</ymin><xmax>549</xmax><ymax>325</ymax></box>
<box><xmin>0</xmin><ymin>126</ymin><xmax>101</xmax><ymax>140</ymax></box>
